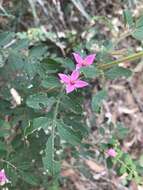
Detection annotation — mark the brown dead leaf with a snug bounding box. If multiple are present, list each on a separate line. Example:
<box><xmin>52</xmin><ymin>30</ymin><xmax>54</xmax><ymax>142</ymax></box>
<box><xmin>85</xmin><ymin>159</ymin><xmax>105</xmax><ymax>173</ymax></box>
<box><xmin>61</xmin><ymin>169</ymin><xmax>76</xmax><ymax>177</ymax></box>
<box><xmin>74</xmin><ymin>181</ymin><xmax>87</xmax><ymax>190</ymax></box>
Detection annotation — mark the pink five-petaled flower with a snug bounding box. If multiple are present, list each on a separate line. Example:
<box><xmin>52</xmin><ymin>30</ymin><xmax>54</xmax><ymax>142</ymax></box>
<box><xmin>107</xmin><ymin>148</ymin><xmax>117</xmax><ymax>158</ymax></box>
<box><xmin>0</xmin><ymin>169</ymin><xmax>9</xmax><ymax>186</ymax></box>
<box><xmin>58</xmin><ymin>70</ymin><xmax>88</xmax><ymax>94</ymax></box>
<box><xmin>73</xmin><ymin>52</ymin><xmax>96</xmax><ymax>70</ymax></box>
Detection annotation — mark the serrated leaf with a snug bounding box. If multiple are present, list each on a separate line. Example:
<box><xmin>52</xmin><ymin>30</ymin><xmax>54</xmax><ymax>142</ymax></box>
<box><xmin>26</xmin><ymin>117</ymin><xmax>52</xmax><ymax>136</ymax></box>
<box><xmin>33</xmin><ymin>117</ymin><xmax>52</xmax><ymax>130</ymax></box>
<box><xmin>132</xmin><ymin>26</ymin><xmax>143</xmax><ymax>41</ymax></box>
<box><xmin>123</xmin><ymin>10</ymin><xmax>134</xmax><ymax>28</ymax></box>
<box><xmin>139</xmin><ymin>155</ymin><xmax>143</xmax><ymax>167</ymax></box>
<box><xmin>132</xmin><ymin>15</ymin><xmax>143</xmax><ymax>41</ymax></box>
<box><xmin>41</xmin><ymin>76</ymin><xmax>61</xmax><ymax>89</ymax></box>
<box><xmin>136</xmin><ymin>15</ymin><xmax>143</xmax><ymax>28</ymax></box>
<box><xmin>106</xmin><ymin>157</ymin><xmax>113</xmax><ymax>168</ymax></box>
<box><xmin>26</xmin><ymin>93</ymin><xmax>55</xmax><ymax>110</ymax></box>
<box><xmin>115</xmin><ymin>122</ymin><xmax>129</xmax><ymax>140</ymax></box>
<box><xmin>57</xmin><ymin>121</ymin><xmax>82</xmax><ymax>145</ymax></box>
<box><xmin>11</xmin><ymin>39</ymin><xmax>29</xmax><ymax>50</ymax></box>
<box><xmin>0</xmin><ymin>32</ymin><xmax>15</xmax><ymax>47</ymax></box>
<box><xmin>0</xmin><ymin>141</ymin><xmax>6</xmax><ymax>150</ymax></box>
<box><xmin>20</xmin><ymin>171</ymin><xmax>39</xmax><ymax>186</ymax></box>
<box><xmin>43</xmin><ymin>136</ymin><xmax>53</xmax><ymax>172</ymax></box>
<box><xmin>105</xmin><ymin>66</ymin><xmax>132</xmax><ymax>79</ymax></box>
<box><xmin>92</xmin><ymin>89</ymin><xmax>107</xmax><ymax>113</ymax></box>
<box><xmin>42</xmin><ymin>136</ymin><xmax>60</xmax><ymax>176</ymax></box>
<box><xmin>64</xmin><ymin>118</ymin><xmax>89</xmax><ymax>137</ymax></box>
<box><xmin>80</xmin><ymin>66</ymin><xmax>99</xmax><ymax>78</ymax></box>
<box><xmin>0</xmin><ymin>119</ymin><xmax>11</xmax><ymax>129</ymax></box>
<box><xmin>54</xmin><ymin>57</ymin><xmax>75</xmax><ymax>70</ymax></box>
<box><xmin>61</xmin><ymin>95</ymin><xmax>82</xmax><ymax>114</ymax></box>
<box><xmin>8</xmin><ymin>51</ymin><xmax>26</xmax><ymax>71</ymax></box>
<box><xmin>29</xmin><ymin>45</ymin><xmax>47</xmax><ymax>60</ymax></box>
<box><xmin>119</xmin><ymin>165</ymin><xmax>127</xmax><ymax>175</ymax></box>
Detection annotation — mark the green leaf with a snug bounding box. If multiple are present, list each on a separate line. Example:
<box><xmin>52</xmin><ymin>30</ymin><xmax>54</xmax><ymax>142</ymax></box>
<box><xmin>11</xmin><ymin>39</ymin><xmax>29</xmax><ymax>50</ymax></box>
<box><xmin>80</xmin><ymin>66</ymin><xmax>99</xmax><ymax>78</ymax></box>
<box><xmin>123</xmin><ymin>10</ymin><xmax>134</xmax><ymax>28</ymax></box>
<box><xmin>57</xmin><ymin>121</ymin><xmax>82</xmax><ymax>145</ymax></box>
<box><xmin>41</xmin><ymin>76</ymin><xmax>61</xmax><ymax>89</ymax></box>
<box><xmin>0</xmin><ymin>141</ymin><xmax>6</xmax><ymax>150</ymax></box>
<box><xmin>0</xmin><ymin>119</ymin><xmax>11</xmax><ymax>129</ymax></box>
<box><xmin>115</xmin><ymin>122</ymin><xmax>129</xmax><ymax>140</ymax></box>
<box><xmin>61</xmin><ymin>95</ymin><xmax>82</xmax><ymax>114</ymax></box>
<box><xmin>7</xmin><ymin>51</ymin><xmax>26</xmax><ymax>71</ymax></box>
<box><xmin>105</xmin><ymin>66</ymin><xmax>132</xmax><ymax>80</ymax></box>
<box><xmin>106</xmin><ymin>157</ymin><xmax>113</xmax><ymax>168</ymax></box>
<box><xmin>64</xmin><ymin>118</ymin><xmax>89</xmax><ymax>137</ymax></box>
<box><xmin>54</xmin><ymin>57</ymin><xmax>75</xmax><ymax>70</ymax></box>
<box><xmin>33</xmin><ymin>117</ymin><xmax>52</xmax><ymax>130</ymax></box>
<box><xmin>29</xmin><ymin>45</ymin><xmax>47</xmax><ymax>60</ymax></box>
<box><xmin>26</xmin><ymin>117</ymin><xmax>52</xmax><ymax>136</ymax></box>
<box><xmin>92</xmin><ymin>89</ymin><xmax>107</xmax><ymax>113</ymax></box>
<box><xmin>20</xmin><ymin>171</ymin><xmax>39</xmax><ymax>186</ymax></box>
<box><xmin>119</xmin><ymin>165</ymin><xmax>127</xmax><ymax>175</ymax></box>
<box><xmin>132</xmin><ymin>15</ymin><xmax>143</xmax><ymax>41</ymax></box>
<box><xmin>26</xmin><ymin>93</ymin><xmax>55</xmax><ymax>110</ymax></box>
<box><xmin>0</xmin><ymin>119</ymin><xmax>10</xmax><ymax>137</ymax></box>
<box><xmin>132</xmin><ymin>26</ymin><xmax>143</xmax><ymax>41</ymax></box>
<box><xmin>42</xmin><ymin>136</ymin><xmax>52</xmax><ymax>172</ymax></box>
<box><xmin>136</xmin><ymin>15</ymin><xmax>143</xmax><ymax>28</ymax></box>
<box><xmin>42</xmin><ymin>136</ymin><xmax>60</xmax><ymax>176</ymax></box>
<box><xmin>139</xmin><ymin>155</ymin><xmax>143</xmax><ymax>167</ymax></box>
<box><xmin>0</xmin><ymin>32</ymin><xmax>15</xmax><ymax>47</ymax></box>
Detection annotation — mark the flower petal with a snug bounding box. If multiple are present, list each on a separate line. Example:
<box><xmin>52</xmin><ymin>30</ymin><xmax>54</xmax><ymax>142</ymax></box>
<box><xmin>70</xmin><ymin>70</ymin><xmax>80</xmax><ymax>81</ymax></box>
<box><xmin>84</xmin><ymin>54</ymin><xmax>96</xmax><ymax>65</ymax></box>
<box><xmin>72</xmin><ymin>53</ymin><xmax>83</xmax><ymax>64</ymax></box>
<box><xmin>74</xmin><ymin>80</ymin><xmax>88</xmax><ymax>88</ymax></box>
<box><xmin>58</xmin><ymin>73</ymin><xmax>70</xmax><ymax>84</ymax></box>
<box><xmin>66</xmin><ymin>84</ymin><xmax>75</xmax><ymax>94</ymax></box>
<box><xmin>76</xmin><ymin>63</ymin><xmax>82</xmax><ymax>70</ymax></box>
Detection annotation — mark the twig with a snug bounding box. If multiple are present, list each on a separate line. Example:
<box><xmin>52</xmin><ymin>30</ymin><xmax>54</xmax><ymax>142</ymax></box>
<box><xmin>27</xmin><ymin>0</ymin><xmax>39</xmax><ymax>26</ymax></box>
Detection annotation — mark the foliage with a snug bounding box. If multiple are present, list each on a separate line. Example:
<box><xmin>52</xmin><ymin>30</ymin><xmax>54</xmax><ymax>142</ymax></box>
<box><xmin>0</xmin><ymin>1</ymin><xmax>143</xmax><ymax>189</ymax></box>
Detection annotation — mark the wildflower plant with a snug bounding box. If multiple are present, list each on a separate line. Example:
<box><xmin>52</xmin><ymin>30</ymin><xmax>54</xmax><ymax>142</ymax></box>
<box><xmin>0</xmin><ymin>7</ymin><xmax>143</xmax><ymax>190</ymax></box>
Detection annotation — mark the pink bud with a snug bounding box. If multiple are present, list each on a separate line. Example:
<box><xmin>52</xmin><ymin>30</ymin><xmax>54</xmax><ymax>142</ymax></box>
<box><xmin>107</xmin><ymin>148</ymin><xmax>117</xmax><ymax>158</ymax></box>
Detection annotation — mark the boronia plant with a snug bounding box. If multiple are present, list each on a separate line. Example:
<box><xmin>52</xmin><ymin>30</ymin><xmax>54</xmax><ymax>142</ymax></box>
<box><xmin>1</xmin><ymin>9</ymin><xmax>143</xmax><ymax>189</ymax></box>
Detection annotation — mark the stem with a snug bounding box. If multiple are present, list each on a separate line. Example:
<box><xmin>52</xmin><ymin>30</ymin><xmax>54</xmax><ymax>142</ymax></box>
<box><xmin>117</xmin><ymin>158</ymin><xmax>138</xmax><ymax>178</ymax></box>
<box><xmin>0</xmin><ymin>159</ymin><xmax>22</xmax><ymax>173</ymax></box>
<box><xmin>97</xmin><ymin>51</ymin><xmax>143</xmax><ymax>70</ymax></box>
<box><xmin>51</xmin><ymin>87</ymin><xmax>64</xmax><ymax>176</ymax></box>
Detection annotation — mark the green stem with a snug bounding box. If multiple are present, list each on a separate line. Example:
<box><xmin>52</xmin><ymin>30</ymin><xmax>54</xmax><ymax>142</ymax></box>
<box><xmin>0</xmin><ymin>159</ymin><xmax>22</xmax><ymax>173</ymax></box>
<box><xmin>51</xmin><ymin>87</ymin><xmax>64</xmax><ymax>176</ymax></box>
<box><xmin>97</xmin><ymin>51</ymin><xmax>143</xmax><ymax>70</ymax></box>
<box><xmin>117</xmin><ymin>158</ymin><xmax>138</xmax><ymax>178</ymax></box>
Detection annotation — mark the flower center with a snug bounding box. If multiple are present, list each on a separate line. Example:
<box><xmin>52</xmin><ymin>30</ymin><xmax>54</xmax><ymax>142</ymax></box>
<box><xmin>82</xmin><ymin>60</ymin><xmax>87</xmax><ymax>66</ymax></box>
<box><xmin>0</xmin><ymin>176</ymin><xmax>3</xmax><ymax>182</ymax></box>
<box><xmin>70</xmin><ymin>80</ymin><xmax>76</xmax><ymax>85</ymax></box>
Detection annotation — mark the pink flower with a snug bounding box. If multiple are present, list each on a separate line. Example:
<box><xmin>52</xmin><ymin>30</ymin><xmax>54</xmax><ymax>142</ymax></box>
<box><xmin>107</xmin><ymin>148</ymin><xmax>117</xmax><ymax>158</ymax></box>
<box><xmin>0</xmin><ymin>169</ymin><xmax>9</xmax><ymax>186</ymax></box>
<box><xmin>73</xmin><ymin>53</ymin><xmax>96</xmax><ymax>70</ymax></box>
<box><xmin>58</xmin><ymin>70</ymin><xmax>88</xmax><ymax>93</ymax></box>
